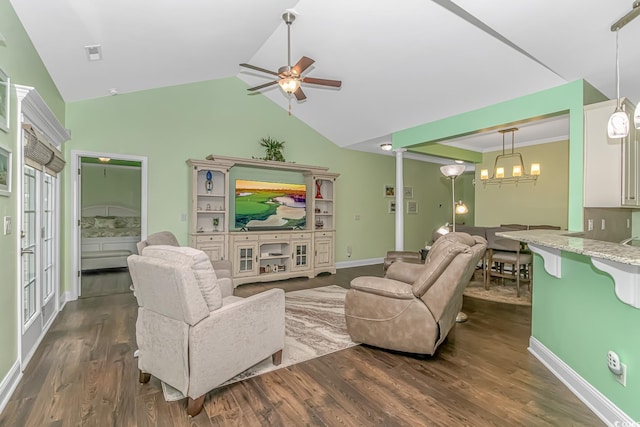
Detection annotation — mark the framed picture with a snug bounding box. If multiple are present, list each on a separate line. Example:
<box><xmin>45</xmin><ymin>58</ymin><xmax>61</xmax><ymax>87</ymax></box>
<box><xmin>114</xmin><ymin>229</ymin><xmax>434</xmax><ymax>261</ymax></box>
<box><xmin>388</xmin><ymin>200</ymin><xmax>396</xmax><ymax>214</ymax></box>
<box><xmin>403</xmin><ymin>186</ymin><xmax>413</xmax><ymax>198</ymax></box>
<box><xmin>407</xmin><ymin>200</ymin><xmax>418</xmax><ymax>214</ymax></box>
<box><xmin>384</xmin><ymin>184</ymin><xmax>395</xmax><ymax>197</ymax></box>
<box><xmin>0</xmin><ymin>143</ymin><xmax>12</xmax><ymax>196</ymax></box>
<box><xmin>0</xmin><ymin>67</ymin><xmax>9</xmax><ymax>133</ymax></box>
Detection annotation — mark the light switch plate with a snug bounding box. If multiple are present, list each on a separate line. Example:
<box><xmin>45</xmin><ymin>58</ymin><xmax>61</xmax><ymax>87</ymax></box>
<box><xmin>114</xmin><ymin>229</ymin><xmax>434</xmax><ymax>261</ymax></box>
<box><xmin>3</xmin><ymin>216</ymin><xmax>11</xmax><ymax>235</ymax></box>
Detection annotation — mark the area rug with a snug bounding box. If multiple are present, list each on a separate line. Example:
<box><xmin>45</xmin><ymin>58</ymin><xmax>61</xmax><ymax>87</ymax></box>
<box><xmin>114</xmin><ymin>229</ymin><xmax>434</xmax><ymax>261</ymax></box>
<box><xmin>162</xmin><ymin>285</ymin><xmax>356</xmax><ymax>401</ymax></box>
<box><xmin>463</xmin><ymin>270</ymin><xmax>532</xmax><ymax>306</ymax></box>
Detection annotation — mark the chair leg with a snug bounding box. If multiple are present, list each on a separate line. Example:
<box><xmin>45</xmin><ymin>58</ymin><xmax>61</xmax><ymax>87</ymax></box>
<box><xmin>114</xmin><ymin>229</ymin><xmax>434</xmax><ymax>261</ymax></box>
<box><xmin>272</xmin><ymin>349</ymin><xmax>283</xmax><ymax>366</ymax></box>
<box><xmin>516</xmin><ymin>260</ymin><xmax>521</xmax><ymax>298</ymax></box>
<box><xmin>139</xmin><ymin>370</ymin><xmax>150</xmax><ymax>384</ymax></box>
<box><xmin>187</xmin><ymin>395</ymin><xmax>205</xmax><ymax>417</ymax></box>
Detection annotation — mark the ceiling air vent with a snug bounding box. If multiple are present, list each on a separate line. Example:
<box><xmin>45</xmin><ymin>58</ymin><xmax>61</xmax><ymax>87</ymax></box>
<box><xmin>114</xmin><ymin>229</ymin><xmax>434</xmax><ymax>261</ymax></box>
<box><xmin>84</xmin><ymin>45</ymin><xmax>103</xmax><ymax>61</ymax></box>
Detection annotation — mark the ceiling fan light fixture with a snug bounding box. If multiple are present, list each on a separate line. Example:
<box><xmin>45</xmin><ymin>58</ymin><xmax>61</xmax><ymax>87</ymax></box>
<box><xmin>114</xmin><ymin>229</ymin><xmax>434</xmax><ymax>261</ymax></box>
<box><xmin>279</xmin><ymin>77</ymin><xmax>300</xmax><ymax>94</ymax></box>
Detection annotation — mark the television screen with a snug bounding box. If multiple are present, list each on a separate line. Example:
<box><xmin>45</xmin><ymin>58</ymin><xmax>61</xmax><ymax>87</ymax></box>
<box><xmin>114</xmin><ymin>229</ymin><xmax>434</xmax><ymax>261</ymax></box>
<box><xmin>235</xmin><ymin>179</ymin><xmax>306</xmax><ymax>229</ymax></box>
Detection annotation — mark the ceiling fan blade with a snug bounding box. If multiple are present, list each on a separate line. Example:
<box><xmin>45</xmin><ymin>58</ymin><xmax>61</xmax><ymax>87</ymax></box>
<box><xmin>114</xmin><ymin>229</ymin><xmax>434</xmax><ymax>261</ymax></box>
<box><xmin>293</xmin><ymin>87</ymin><xmax>307</xmax><ymax>101</ymax></box>
<box><xmin>239</xmin><ymin>63</ymin><xmax>280</xmax><ymax>77</ymax></box>
<box><xmin>292</xmin><ymin>56</ymin><xmax>315</xmax><ymax>76</ymax></box>
<box><xmin>302</xmin><ymin>77</ymin><xmax>342</xmax><ymax>88</ymax></box>
<box><xmin>247</xmin><ymin>81</ymin><xmax>279</xmax><ymax>91</ymax></box>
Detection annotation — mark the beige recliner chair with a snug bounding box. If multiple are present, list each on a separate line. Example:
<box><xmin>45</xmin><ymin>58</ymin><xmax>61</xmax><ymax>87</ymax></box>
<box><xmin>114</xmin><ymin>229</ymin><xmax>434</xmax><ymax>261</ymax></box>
<box><xmin>137</xmin><ymin>231</ymin><xmax>232</xmax><ymax>280</ymax></box>
<box><xmin>128</xmin><ymin>245</ymin><xmax>285</xmax><ymax>416</ymax></box>
<box><xmin>345</xmin><ymin>232</ymin><xmax>486</xmax><ymax>355</ymax></box>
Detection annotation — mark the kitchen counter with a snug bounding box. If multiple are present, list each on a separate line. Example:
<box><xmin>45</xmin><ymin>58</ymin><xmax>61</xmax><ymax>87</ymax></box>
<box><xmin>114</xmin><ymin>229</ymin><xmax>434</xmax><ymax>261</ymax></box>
<box><xmin>497</xmin><ymin>229</ymin><xmax>640</xmax><ymax>309</ymax></box>
<box><xmin>496</xmin><ymin>229</ymin><xmax>640</xmax><ymax>266</ymax></box>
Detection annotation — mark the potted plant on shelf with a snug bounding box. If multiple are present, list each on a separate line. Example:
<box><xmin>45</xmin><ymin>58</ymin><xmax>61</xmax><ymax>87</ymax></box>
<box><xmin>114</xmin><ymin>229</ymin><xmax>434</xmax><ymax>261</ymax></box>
<box><xmin>259</xmin><ymin>137</ymin><xmax>286</xmax><ymax>162</ymax></box>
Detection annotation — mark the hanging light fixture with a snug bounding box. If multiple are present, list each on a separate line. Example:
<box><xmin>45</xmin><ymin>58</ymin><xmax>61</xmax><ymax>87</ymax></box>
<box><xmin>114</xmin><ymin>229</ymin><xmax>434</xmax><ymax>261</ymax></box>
<box><xmin>610</xmin><ymin>1</ymin><xmax>640</xmax><ymax>131</ymax></box>
<box><xmin>607</xmin><ymin>29</ymin><xmax>630</xmax><ymax>138</ymax></box>
<box><xmin>479</xmin><ymin>128</ymin><xmax>540</xmax><ymax>185</ymax></box>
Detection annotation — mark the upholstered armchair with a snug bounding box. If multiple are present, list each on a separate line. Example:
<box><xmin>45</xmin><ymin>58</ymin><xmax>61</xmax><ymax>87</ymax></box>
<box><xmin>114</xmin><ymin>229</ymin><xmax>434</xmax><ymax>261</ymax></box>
<box><xmin>345</xmin><ymin>232</ymin><xmax>486</xmax><ymax>355</ymax></box>
<box><xmin>128</xmin><ymin>245</ymin><xmax>285</xmax><ymax>416</ymax></box>
<box><xmin>137</xmin><ymin>230</ymin><xmax>232</xmax><ymax>281</ymax></box>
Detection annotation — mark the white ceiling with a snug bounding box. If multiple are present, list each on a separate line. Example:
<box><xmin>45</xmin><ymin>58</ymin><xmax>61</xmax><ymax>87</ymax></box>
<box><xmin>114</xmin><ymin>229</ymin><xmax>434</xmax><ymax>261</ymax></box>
<box><xmin>9</xmin><ymin>0</ymin><xmax>640</xmax><ymax>157</ymax></box>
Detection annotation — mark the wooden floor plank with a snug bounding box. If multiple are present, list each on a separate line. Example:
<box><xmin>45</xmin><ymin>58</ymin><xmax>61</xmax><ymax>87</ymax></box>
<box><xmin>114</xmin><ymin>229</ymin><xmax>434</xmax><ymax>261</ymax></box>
<box><xmin>0</xmin><ymin>265</ymin><xmax>603</xmax><ymax>426</ymax></box>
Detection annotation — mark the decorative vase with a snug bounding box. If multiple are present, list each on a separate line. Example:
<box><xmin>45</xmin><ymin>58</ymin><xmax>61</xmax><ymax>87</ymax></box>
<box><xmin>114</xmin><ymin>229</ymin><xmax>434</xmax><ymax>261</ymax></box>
<box><xmin>315</xmin><ymin>180</ymin><xmax>323</xmax><ymax>199</ymax></box>
<box><xmin>205</xmin><ymin>170</ymin><xmax>213</xmax><ymax>194</ymax></box>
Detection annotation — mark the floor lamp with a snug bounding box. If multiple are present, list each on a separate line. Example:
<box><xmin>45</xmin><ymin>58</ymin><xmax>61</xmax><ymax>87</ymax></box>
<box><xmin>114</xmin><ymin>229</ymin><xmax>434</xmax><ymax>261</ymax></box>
<box><xmin>440</xmin><ymin>164</ymin><xmax>469</xmax><ymax>323</ymax></box>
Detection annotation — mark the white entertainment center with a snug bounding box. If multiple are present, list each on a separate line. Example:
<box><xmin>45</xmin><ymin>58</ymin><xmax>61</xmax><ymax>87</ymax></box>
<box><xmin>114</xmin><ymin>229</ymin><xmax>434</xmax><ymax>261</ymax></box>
<box><xmin>187</xmin><ymin>156</ymin><xmax>339</xmax><ymax>286</ymax></box>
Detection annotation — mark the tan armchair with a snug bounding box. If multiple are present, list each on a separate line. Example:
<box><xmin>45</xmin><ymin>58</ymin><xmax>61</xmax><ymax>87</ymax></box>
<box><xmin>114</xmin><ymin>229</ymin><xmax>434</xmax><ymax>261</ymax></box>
<box><xmin>137</xmin><ymin>230</ymin><xmax>232</xmax><ymax>281</ymax></box>
<box><xmin>128</xmin><ymin>245</ymin><xmax>285</xmax><ymax>416</ymax></box>
<box><xmin>345</xmin><ymin>233</ymin><xmax>486</xmax><ymax>355</ymax></box>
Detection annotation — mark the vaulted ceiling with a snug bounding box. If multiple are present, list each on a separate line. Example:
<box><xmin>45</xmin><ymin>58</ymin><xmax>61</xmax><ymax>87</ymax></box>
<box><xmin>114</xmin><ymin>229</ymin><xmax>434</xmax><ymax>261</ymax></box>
<box><xmin>10</xmin><ymin>0</ymin><xmax>640</xmax><ymax>156</ymax></box>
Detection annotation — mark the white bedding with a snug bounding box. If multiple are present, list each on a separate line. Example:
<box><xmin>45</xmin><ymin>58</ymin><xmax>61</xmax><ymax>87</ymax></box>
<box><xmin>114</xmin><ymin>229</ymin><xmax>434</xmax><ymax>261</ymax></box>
<box><xmin>81</xmin><ymin>205</ymin><xmax>141</xmax><ymax>270</ymax></box>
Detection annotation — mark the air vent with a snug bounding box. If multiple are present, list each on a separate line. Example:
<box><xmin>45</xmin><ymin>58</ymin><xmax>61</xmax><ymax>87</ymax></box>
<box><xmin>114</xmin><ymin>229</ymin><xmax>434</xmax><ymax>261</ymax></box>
<box><xmin>84</xmin><ymin>45</ymin><xmax>103</xmax><ymax>61</ymax></box>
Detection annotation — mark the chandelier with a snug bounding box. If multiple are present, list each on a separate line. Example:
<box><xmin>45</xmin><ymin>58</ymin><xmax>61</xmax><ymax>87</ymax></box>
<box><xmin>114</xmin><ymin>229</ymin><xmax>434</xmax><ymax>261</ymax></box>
<box><xmin>480</xmin><ymin>128</ymin><xmax>540</xmax><ymax>185</ymax></box>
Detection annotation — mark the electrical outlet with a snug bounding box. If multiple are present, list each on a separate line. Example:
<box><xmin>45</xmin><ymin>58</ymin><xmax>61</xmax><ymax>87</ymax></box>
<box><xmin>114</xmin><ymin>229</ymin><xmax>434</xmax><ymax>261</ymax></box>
<box><xmin>180</xmin><ymin>213</ymin><xmax>187</xmax><ymax>222</ymax></box>
<box><xmin>587</xmin><ymin>219</ymin><xmax>593</xmax><ymax>231</ymax></box>
<box><xmin>601</xmin><ymin>219</ymin><xmax>606</xmax><ymax>230</ymax></box>
<box><xmin>608</xmin><ymin>351</ymin><xmax>626</xmax><ymax>386</ymax></box>
<box><xmin>346</xmin><ymin>245</ymin><xmax>352</xmax><ymax>258</ymax></box>
<box><xmin>354</xmin><ymin>214</ymin><xmax>361</xmax><ymax>221</ymax></box>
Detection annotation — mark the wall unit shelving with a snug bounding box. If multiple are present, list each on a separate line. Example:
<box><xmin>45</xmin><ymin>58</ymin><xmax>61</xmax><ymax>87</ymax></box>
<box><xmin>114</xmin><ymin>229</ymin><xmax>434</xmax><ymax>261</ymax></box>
<box><xmin>188</xmin><ymin>155</ymin><xmax>339</xmax><ymax>285</ymax></box>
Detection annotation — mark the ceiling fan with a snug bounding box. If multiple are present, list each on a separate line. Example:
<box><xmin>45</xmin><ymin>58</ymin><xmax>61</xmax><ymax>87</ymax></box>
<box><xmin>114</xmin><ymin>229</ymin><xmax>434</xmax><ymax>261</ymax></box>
<box><xmin>240</xmin><ymin>12</ymin><xmax>342</xmax><ymax>101</ymax></box>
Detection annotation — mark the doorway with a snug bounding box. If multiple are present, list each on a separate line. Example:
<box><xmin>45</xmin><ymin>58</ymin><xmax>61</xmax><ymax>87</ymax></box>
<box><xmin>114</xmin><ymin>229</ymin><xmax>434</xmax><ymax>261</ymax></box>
<box><xmin>71</xmin><ymin>151</ymin><xmax>148</xmax><ymax>300</ymax></box>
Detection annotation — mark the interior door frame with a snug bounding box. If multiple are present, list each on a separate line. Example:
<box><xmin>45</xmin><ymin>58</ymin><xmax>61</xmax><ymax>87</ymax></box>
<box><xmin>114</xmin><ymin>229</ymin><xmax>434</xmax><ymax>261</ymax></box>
<box><xmin>70</xmin><ymin>151</ymin><xmax>148</xmax><ymax>300</ymax></box>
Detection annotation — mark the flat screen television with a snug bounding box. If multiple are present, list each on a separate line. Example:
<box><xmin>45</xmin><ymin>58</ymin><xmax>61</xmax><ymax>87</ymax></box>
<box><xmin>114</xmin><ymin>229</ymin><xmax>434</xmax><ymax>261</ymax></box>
<box><xmin>235</xmin><ymin>179</ymin><xmax>306</xmax><ymax>230</ymax></box>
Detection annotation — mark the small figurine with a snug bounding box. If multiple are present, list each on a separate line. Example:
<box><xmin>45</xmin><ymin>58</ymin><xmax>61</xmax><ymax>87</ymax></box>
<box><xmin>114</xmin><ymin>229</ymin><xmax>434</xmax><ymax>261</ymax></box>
<box><xmin>205</xmin><ymin>170</ymin><xmax>213</xmax><ymax>194</ymax></box>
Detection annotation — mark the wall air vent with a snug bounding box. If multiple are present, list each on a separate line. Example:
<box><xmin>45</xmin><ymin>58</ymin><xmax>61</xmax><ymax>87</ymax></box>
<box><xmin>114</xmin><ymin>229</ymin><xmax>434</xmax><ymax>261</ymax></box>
<box><xmin>84</xmin><ymin>45</ymin><xmax>103</xmax><ymax>61</ymax></box>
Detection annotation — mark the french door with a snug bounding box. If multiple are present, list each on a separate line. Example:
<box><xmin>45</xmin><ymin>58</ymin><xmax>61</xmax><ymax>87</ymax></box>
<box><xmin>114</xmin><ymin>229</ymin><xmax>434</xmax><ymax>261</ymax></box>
<box><xmin>20</xmin><ymin>165</ymin><xmax>57</xmax><ymax>367</ymax></box>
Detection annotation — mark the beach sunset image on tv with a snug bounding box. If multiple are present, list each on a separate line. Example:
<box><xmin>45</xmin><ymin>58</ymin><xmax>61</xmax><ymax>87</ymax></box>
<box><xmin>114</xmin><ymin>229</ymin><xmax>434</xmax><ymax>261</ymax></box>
<box><xmin>235</xmin><ymin>179</ymin><xmax>306</xmax><ymax>229</ymax></box>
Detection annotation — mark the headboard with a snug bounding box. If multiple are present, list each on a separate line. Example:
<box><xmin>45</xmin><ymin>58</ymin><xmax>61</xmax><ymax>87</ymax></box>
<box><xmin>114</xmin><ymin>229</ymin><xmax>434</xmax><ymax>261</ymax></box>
<box><xmin>82</xmin><ymin>205</ymin><xmax>140</xmax><ymax>217</ymax></box>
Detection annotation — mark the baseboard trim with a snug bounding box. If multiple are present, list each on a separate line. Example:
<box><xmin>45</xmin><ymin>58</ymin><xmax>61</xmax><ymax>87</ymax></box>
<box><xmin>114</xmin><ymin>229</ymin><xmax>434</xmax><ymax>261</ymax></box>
<box><xmin>0</xmin><ymin>360</ymin><xmax>21</xmax><ymax>414</ymax></box>
<box><xmin>336</xmin><ymin>257</ymin><xmax>383</xmax><ymax>269</ymax></box>
<box><xmin>529</xmin><ymin>336</ymin><xmax>632</xmax><ymax>426</ymax></box>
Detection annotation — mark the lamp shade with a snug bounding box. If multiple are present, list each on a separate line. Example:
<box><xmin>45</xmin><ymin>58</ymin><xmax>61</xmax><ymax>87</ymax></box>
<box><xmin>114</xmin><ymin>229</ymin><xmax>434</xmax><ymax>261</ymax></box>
<box><xmin>531</xmin><ymin>163</ymin><xmax>541</xmax><ymax>176</ymax></box>
<box><xmin>440</xmin><ymin>164</ymin><xmax>465</xmax><ymax>178</ymax></box>
<box><xmin>455</xmin><ymin>201</ymin><xmax>469</xmax><ymax>214</ymax></box>
<box><xmin>495</xmin><ymin>167</ymin><xmax>505</xmax><ymax>179</ymax></box>
<box><xmin>608</xmin><ymin>109</ymin><xmax>630</xmax><ymax>138</ymax></box>
<box><xmin>512</xmin><ymin>165</ymin><xmax>522</xmax><ymax>177</ymax></box>
<box><xmin>480</xmin><ymin>169</ymin><xmax>489</xmax><ymax>180</ymax></box>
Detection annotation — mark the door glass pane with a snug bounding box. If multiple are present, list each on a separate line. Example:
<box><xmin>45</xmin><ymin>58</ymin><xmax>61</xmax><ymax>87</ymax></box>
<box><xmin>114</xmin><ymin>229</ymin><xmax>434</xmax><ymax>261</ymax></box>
<box><xmin>22</xmin><ymin>166</ymin><xmax>38</xmax><ymax>325</ymax></box>
<box><xmin>43</xmin><ymin>174</ymin><xmax>55</xmax><ymax>299</ymax></box>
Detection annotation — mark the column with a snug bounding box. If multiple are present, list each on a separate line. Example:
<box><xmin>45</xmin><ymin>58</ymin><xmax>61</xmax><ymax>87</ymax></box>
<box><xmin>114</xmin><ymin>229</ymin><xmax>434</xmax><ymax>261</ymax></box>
<box><xmin>394</xmin><ymin>148</ymin><xmax>406</xmax><ymax>250</ymax></box>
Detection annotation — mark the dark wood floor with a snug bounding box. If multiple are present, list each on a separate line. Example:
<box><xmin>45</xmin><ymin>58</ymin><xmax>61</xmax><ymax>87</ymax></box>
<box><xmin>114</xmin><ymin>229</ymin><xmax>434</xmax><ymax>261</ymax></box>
<box><xmin>0</xmin><ymin>265</ymin><xmax>602</xmax><ymax>426</ymax></box>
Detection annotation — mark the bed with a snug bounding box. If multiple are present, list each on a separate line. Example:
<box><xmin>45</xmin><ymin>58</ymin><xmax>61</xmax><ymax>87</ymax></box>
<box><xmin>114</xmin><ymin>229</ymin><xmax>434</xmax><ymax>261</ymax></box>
<box><xmin>81</xmin><ymin>205</ymin><xmax>141</xmax><ymax>271</ymax></box>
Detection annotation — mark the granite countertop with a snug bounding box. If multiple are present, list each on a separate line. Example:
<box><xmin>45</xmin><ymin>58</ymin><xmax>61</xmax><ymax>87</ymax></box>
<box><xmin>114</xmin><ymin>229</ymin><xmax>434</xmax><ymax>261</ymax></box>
<box><xmin>496</xmin><ymin>229</ymin><xmax>640</xmax><ymax>266</ymax></box>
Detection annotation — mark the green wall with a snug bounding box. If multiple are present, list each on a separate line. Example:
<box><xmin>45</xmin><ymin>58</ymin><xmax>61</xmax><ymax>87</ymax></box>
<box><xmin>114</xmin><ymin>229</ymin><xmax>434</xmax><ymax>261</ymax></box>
<box><xmin>63</xmin><ymin>77</ymin><xmax>468</xmax><ymax>290</ymax></box>
<box><xmin>393</xmin><ymin>80</ymin><xmax>608</xmax><ymax>231</ymax></box>
<box><xmin>0</xmin><ymin>0</ymin><xmax>65</xmax><ymax>391</ymax></box>
<box><xmin>80</xmin><ymin>163</ymin><xmax>142</xmax><ymax>211</ymax></box>
<box><xmin>475</xmin><ymin>140</ymin><xmax>569</xmax><ymax>228</ymax></box>
<box><xmin>532</xmin><ymin>252</ymin><xmax>640</xmax><ymax>419</ymax></box>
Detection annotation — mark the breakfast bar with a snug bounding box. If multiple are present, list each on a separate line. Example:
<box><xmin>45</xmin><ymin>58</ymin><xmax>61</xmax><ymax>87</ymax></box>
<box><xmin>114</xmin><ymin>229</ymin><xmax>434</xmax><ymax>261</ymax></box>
<box><xmin>495</xmin><ymin>229</ymin><xmax>640</xmax><ymax>423</ymax></box>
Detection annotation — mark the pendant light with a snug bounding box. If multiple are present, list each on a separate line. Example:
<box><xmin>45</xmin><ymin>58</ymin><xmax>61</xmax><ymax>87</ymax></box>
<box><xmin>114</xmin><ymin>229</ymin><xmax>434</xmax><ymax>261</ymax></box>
<box><xmin>607</xmin><ymin>29</ymin><xmax>630</xmax><ymax>139</ymax></box>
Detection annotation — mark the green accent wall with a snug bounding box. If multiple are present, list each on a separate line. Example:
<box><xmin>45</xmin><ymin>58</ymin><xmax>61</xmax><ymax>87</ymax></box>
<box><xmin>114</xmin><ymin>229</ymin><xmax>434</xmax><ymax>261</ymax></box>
<box><xmin>393</xmin><ymin>80</ymin><xmax>608</xmax><ymax>231</ymax></box>
<box><xmin>532</xmin><ymin>252</ymin><xmax>640</xmax><ymax>419</ymax></box>
<box><xmin>0</xmin><ymin>0</ymin><xmax>65</xmax><ymax>390</ymax></box>
<box><xmin>80</xmin><ymin>164</ymin><xmax>142</xmax><ymax>211</ymax></box>
<box><xmin>63</xmin><ymin>77</ymin><xmax>470</xmax><ymax>291</ymax></box>
<box><xmin>475</xmin><ymin>140</ymin><xmax>569</xmax><ymax>228</ymax></box>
